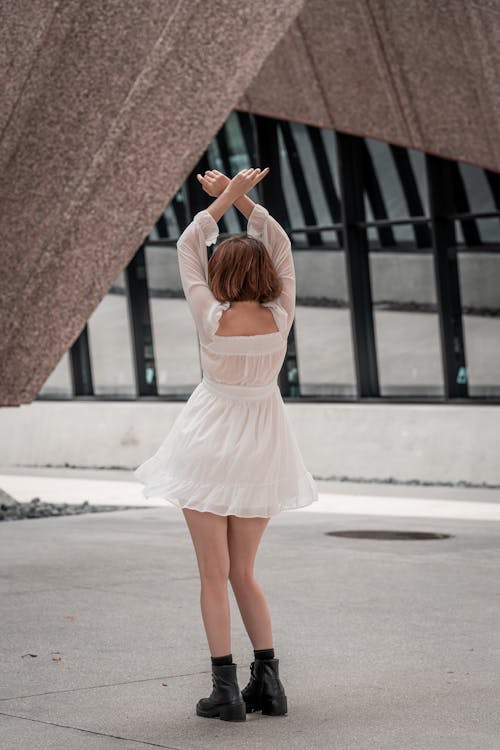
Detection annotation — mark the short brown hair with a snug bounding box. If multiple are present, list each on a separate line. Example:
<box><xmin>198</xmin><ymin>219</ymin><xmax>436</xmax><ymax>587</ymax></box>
<box><xmin>208</xmin><ymin>234</ymin><xmax>283</xmax><ymax>304</ymax></box>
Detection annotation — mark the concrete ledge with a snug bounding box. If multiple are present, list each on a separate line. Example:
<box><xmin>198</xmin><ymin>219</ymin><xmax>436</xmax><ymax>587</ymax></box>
<box><xmin>0</xmin><ymin>400</ymin><xmax>498</xmax><ymax>485</ymax></box>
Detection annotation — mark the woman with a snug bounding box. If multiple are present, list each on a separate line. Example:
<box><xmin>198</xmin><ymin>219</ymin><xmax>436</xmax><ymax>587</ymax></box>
<box><xmin>134</xmin><ymin>167</ymin><xmax>319</xmax><ymax>722</ymax></box>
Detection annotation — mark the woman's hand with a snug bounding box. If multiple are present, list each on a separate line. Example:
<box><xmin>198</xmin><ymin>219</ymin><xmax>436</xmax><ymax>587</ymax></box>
<box><xmin>224</xmin><ymin>167</ymin><xmax>269</xmax><ymax>200</ymax></box>
<box><xmin>201</xmin><ymin>167</ymin><xmax>269</xmax><ymax>223</ymax></box>
<box><xmin>197</xmin><ymin>167</ymin><xmax>269</xmax><ymax>200</ymax></box>
<box><xmin>196</xmin><ymin>169</ymin><xmax>230</xmax><ymax>197</ymax></box>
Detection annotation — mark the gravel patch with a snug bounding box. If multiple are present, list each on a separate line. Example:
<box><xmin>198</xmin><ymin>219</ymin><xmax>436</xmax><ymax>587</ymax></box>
<box><xmin>0</xmin><ymin>488</ymin><xmax>138</xmax><ymax>521</ymax></box>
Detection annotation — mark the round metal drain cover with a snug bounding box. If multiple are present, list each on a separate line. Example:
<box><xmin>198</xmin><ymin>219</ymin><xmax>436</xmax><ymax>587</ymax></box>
<box><xmin>326</xmin><ymin>530</ymin><xmax>452</xmax><ymax>540</ymax></box>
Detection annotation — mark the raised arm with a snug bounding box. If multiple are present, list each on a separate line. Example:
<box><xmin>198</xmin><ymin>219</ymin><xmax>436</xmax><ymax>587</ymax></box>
<box><xmin>176</xmin><ymin>168</ymin><xmax>271</xmax><ymax>345</ymax></box>
<box><xmin>196</xmin><ymin>168</ymin><xmax>295</xmax><ymax>334</ymax></box>
<box><xmin>176</xmin><ymin>209</ymin><xmax>225</xmax><ymax>345</ymax></box>
<box><xmin>247</xmin><ymin>203</ymin><xmax>296</xmax><ymax>334</ymax></box>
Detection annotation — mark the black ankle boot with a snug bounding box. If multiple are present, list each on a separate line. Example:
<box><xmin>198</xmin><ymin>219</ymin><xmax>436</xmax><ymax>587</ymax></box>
<box><xmin>241</xmin><ymin>658</ymin><xmax>288</xmax><ymax>715</ymax></box>
<box><xmin>196</xmin><ymin>663</ymin><xmax>246</xmax><ymax>721</ymax></box>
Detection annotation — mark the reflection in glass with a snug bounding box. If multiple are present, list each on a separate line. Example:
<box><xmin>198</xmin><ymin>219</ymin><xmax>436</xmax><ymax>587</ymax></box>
<box><xmin>37</xmin><ymin>351</ymin><xmax>73</xmax><ymax>398</ymax></box>
<box><xmin>370</xmin><ymin>252</ymin><xmax>444</xmax><ymax>396</ymax></box>
<box><xmin>462</xmin><ymin>315</ymin><xmax>500</xmax><ymax>397</ymax></box>
<box><xmin>145</xmin><ymin>245</ymin><xmax>201</xmax><ymax>395</ymax></box>
<box><xmin>278</xmin><ymin>126</ymin><xmax>307</xmax><ymax>245</ymax></box>
<box><xmin>373</xmin><ymin>309</ymin><xmax>444</xmax><ymax>396</ymax></box>
<box><xmin>458</xmin><ymin>251</ymin><xmax>500</xmax><ymax>396</ymax></box>
<box><xmin>364</xmin><ymin>139</ymin><xmax>428</xmax><ymax>247</ymax></box>
<box><xmin>87</xmin><ymin>270</ymin><xmax>135</xmax><ymax>397</ymax></box>
<box><xmin>295</xmin><ymin>305</ymin><xmax>356</xmax><ymax>397</ymax></box>
<box><xmin>285</xmin><ymin>124</ymin><xmax>341</xmax><ymax>247</ymax></box>
<box><xmin>294</xmin><ymin>249</ymin><xmax>355</xmax><ymax>396</ymax></box>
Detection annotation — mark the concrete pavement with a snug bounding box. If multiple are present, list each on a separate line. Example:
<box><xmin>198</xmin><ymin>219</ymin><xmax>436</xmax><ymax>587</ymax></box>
<box><xmin>1</xmin><ymin>478</ymin><xmax>500</xmax><ymax>749</ymax></box>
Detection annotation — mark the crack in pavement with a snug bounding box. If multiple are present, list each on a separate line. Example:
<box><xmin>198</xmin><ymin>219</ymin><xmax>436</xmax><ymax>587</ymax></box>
<box><xmin>0</xmin><ymin>711</ymin><xmax>182</xmax><ymax>748</ymax></box>
<box><xmin>0</xmin><ymin>669</ymin><xmax>210</xmax><ymax>702</ymax></box>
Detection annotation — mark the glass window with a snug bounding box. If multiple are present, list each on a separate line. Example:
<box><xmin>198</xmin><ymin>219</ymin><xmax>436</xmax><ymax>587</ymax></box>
<box><xmin>37</xmin><ymin>351</ymin><xmax>73</xmax><ymax>398</ymax></box>
<box><xmin>278</xmin><ymin>126</ymin><xmax>307</xmax><ymax>244</ymax></box>
<box><xmin>458</xmin><ymin>248</ymin><xmax>500</xmax><ymax>397</ymax></box>
<box><xmin>320</xmin><ymin>128</ymin><xmax>340</xmax><ymax>189</ymax></box>
<box><xmin>145</xmin><ymin>245</ymin><xmax>201</xmax><ymax>395</ymax></box>
<box><xmin>294</xmin><ymin>249</ymin><xmax>356</xmax><ymax>397</ymax></box>
<box><xmin>37</xmin><ymin>115</ymin><xmax>500</xmax><ymax>403</ymax></box>
<box><xmin>148</xmin><ymin>201</ymin><xmax>182</xmax><ymax>241</ymax></box>
<box><xmin>373</xmin><ymin>307</ymin><xmax>444</xmax><ymax>397</ymax></box>
<box><xmin>459</xmin><ymin>162</ymin><xmax>497</xmax><ymax>214</ymax></box>
<box><xmin>206</xmin><ymin>113</ymin><xmax>261</xmax><ymax>233</ymax></box>
<box><xmin>288</xmin><ymin>123</ymin><xmax>340</xmax><ymax>246</ymax></box>
<box><xmin>87</xmin><ymin>270</ymin><xmax>135</xmax><ymax>397</ymax></box>
<box><xmin>366</xmin><ymin>139</ymin><xmax>408</xmax><ymax>221</ymax></box>
<box><xmin>363</xmin><ymin>138</ymin><xmax>429</xmax><ymax>248</ymax></box>
<box><xmin>370</xmin><ymin>252</ymin><xmax>444</xmax><ymax>397</ymax></box>
<box><xmin>224</xmin><ymin>112</ymin><xmax>249</xmax><ymax>171</ymax></box>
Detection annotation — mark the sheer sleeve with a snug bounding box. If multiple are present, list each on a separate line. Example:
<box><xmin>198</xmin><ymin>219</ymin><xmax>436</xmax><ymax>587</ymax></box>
<box><xmin>247</xmin><ymin>204</ymin><xmax>296</xmax><ymax>335</ymax></box>
<box><xmin>176</xmin><ymin>210</ymin><xmax>230</xmax><ymax>346</ymax></box>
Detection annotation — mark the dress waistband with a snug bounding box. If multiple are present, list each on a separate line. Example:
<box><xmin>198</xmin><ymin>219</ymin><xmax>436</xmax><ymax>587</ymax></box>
<box><xmin>201</xmin><ymin>376</ymin><xmax>279</xmax><ymax>400</ymax></box>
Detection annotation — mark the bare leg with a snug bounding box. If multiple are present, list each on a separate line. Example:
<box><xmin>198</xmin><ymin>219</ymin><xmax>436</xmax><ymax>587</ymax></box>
<box><xmin>182</xmin><ymin>508</ymin><xmax>231</xmax><ymax>657</ymax></box>
<box><xmin>227</xmin><ymin>515</ymin><xmax>273</xmax><ymax>650</ymax></box>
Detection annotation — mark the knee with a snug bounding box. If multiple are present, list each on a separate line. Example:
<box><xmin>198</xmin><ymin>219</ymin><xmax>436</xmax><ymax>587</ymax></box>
<box><xmin>199</xmin><ymin>564</ymin><xmax>229</xmax><ymax>589</ymax></box>
<box><xmin>228</xmin><ymin>567</ymin><xmax>255</xmax><ymax>589</ymax></box>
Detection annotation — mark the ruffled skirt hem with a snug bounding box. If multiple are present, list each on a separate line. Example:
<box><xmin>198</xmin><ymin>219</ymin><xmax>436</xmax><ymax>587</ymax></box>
<box><xmin>134</xmin><ymin>465</ymin><xmax>319</xmax><ymax>518</ymax></box>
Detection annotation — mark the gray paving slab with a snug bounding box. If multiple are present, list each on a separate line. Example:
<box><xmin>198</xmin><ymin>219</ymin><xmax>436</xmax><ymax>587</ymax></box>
<box><xmin>1</xmin><ymin>505</ymin><xmax>500</xmax><ymax>749</ymax></box>
<box><xmin>0</xmin><ymin>711</ymin><xmax>164</xmax><ymax>749</ymax></box>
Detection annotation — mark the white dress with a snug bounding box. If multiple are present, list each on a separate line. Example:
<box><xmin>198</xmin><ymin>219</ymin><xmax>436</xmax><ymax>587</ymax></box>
<box><xmin>133</xmin><ymin>203</ymin><xmax>319</xmax><ymax>517</ymax></box>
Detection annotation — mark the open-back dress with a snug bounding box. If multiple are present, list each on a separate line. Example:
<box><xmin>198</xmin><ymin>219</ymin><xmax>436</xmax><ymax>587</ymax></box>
<box><xmin>133</xmin><ymin>203</ymin><xmax>319</xmax><ymax>517</ymax></box>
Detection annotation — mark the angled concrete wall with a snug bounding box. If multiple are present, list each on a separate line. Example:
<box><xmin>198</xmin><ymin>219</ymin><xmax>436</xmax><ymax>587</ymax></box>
<box><xmin>0</xmin><ymin>0</ymin><xmax>305</xmax><ymax>406</ymax></box>
<box><xmin>238</xmin><ymin>0</ymin><xmax>500</xmax><ymax>171</ymax></box>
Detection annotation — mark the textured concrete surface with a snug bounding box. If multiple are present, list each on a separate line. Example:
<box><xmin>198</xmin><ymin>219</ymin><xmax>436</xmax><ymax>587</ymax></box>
<box><xmin>0</xmin><ymin>0</ymin><xmax>305</xmax><ymax>406</ymax></box>
<box><xmin>239</xmin><ymin>0</ymin><xmax>500</xmax><ymax>171</ymax></box>
<box><xmin>1</xmin><ymin>494</ymin><xmax>499</xmax><ymax>749</ymax></box>
<box><xmin>2</xmin><ymin>394</ymin><xmax>500</xmax><ymax>485</ymax></box>
<box><xmin>2</xmin><ymin>1</ymin><xmax>500</xmax><ymax>406</ymax></box>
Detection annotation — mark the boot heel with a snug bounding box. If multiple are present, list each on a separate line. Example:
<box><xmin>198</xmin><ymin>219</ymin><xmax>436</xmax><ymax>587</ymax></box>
<box><xmin>219</xmin><ymin>698</ymin><xmax>247</xmax><ymax>722</ymax></box>
<box><xmin>261</xmin><ymin>694</ymin><xmax>288</xmax><ymax>716</ymax></box>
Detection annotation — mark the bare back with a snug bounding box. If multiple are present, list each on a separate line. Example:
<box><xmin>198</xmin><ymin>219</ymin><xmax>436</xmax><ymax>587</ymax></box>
<box><xmin>215</xmin><ymin>305</ymin><xmax>279</xmax><ymax>337</ymax></box>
